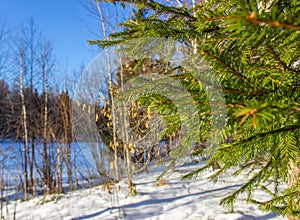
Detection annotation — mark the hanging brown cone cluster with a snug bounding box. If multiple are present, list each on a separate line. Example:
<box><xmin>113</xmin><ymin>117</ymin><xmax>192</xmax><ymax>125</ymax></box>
<box><xmin>94</xmin><ymin>58</ymin><xmax>176</xmax><ymax>165</ymax></box>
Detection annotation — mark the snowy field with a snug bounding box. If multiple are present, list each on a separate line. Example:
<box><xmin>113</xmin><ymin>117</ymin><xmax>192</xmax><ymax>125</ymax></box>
<box><xmin>2</xmin><ymin>158</ymin><xmax>287</xmax><ymax>220</ymax></box>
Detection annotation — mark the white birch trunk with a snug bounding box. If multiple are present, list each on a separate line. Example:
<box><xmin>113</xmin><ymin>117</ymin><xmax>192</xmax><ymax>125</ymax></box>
<box><xmin>96</xmin><ymin>1</ymin><xmax>120</xmax><ymax>181</ymax></box>
<box><xmin>19</xmin><ymin>50</ymin><xmax>29</xmax><ymax>199</ymax></box>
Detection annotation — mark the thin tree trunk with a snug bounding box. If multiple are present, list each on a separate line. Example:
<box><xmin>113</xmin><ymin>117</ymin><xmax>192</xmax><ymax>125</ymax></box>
<box><xmin>62</xmin><ymin>92</ymin><xmax>73</xmax><ymax>191</ymax></box>
<box><xmin>96</xmin><ymin>1</ymin><xmax>120</xmax><ymax>181</ymax></box>
<box><xmin>119</xmin><ymin>57</ymin><xmax>132</xmax><ymax>185</ymax></box>
<box><xmin>29</xmin><ymin>20</ymin><xmax>36</xmax><ymax>195</ymax></box>
<box><xmin>288</xmin><ymin>161</ymin><xmax>300</xmax><ymax>220</ymax></box>
<box><xmin>64</xmin><ymin>144</ymin><xmax>73</xmax><ymax>191</ymax></box>
<box><xmin>191</xmin><ymin>0</ymin><xmax>197</xmax><ymax>55</ymax></box>
<box><xmin>19</xmin><ymin>50</ymin><xmax>29</xmax><ymax>199</ymax></box>
<box><xmin>0</xmin><ymin>160</ymin><xmax>4</xmax><ymax>219</ymax></box>
<box><xmin>30</xmin><ymin>134</ymin><xmax>35</xmax><ymax>195</ymax></box>
<box><xmin>49</xmin><ymin>127</ymin><xmax>62</xmax><ymax>194</ymax></box>
<box><xmin>56</xmin><ymin>143</ymin><xmax>63</xmax><ymax>193</ymax></box>
<box><xmin>43</xmin><ymin>63</ymin><xmax>52</xmax><ymax>193</ymax></box>
<box><xmin>71</xmin><ymin>108</ymin><xmax>78</xmax><ymax>190</ymax></box>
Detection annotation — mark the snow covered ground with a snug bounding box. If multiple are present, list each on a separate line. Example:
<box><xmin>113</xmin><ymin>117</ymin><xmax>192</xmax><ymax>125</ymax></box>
<box><xmin>3</xmin><ymin>159</ymin><xmax>287</xmax><ymax>220</ymax></box>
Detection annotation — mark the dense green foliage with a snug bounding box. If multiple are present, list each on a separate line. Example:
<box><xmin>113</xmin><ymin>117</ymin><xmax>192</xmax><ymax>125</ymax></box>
<box><xmin>89</xmin><ymin>0</ymin><xmax>300</xmax><ymax>218</ymax></box>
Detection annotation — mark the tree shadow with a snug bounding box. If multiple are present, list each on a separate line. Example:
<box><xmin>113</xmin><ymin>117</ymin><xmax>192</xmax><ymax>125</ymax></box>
<box><xmin>72</xmin><ymin>184</ymin><xmax>242</xmax><ymax>219</ymax></box>
<box><xmin>237</xmin><ymin>212</ymin><xmax>282</xmax><ymax>220</ymax></box>
<box><xmin>71</xmin><ymin>208</ymin><xmax>111</xmax><ymax>220</ymax></box>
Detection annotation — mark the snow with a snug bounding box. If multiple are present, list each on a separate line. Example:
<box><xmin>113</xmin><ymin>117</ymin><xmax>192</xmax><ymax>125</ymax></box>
<box><xmin>3</xmin><ymin>159</ymin><xmax>287</xmax><ymax>220</ymax></box>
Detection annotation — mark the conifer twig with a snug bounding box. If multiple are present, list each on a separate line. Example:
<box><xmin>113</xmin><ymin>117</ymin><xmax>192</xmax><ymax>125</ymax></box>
<box><xmin>200</xmin><ymin>50</ymin><xmax>255</xmax><ymax>88</ymax></box>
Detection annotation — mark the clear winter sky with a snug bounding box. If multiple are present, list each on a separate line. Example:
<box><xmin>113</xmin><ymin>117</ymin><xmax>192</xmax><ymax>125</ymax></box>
<box><xmin>0</xmin><ymin>0</ymin><xmax>102</xmax><ymax>73</ymax></box>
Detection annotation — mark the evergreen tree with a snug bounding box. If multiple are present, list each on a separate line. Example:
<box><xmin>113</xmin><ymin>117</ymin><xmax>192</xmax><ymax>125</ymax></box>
<box><xmin>90</xmin><ymin>0</ymin><xmax>300</xmax><ymax>218</ymax></box>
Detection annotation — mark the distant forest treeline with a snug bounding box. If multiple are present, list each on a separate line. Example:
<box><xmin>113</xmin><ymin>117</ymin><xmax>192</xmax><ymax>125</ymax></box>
<box><xmin>0</xmin><ymin>80</ymin><xmax>73</xmax><ymax>142</ymax></box>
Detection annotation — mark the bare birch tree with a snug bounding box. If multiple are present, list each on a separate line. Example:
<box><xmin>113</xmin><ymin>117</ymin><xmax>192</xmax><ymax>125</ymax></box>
<box><xmin>37</xmin><ymin>39</ymin><xmax>55</xmax><ymax>193</ymax></box>
<box><xmin>18</xmin><ymin>38</ymin><xmax>29</xmax><ymax>199</ymax></box>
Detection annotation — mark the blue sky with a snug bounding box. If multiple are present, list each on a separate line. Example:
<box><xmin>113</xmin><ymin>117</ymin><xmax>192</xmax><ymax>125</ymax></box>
<box><xmin>0</xmin><ymin>0</ymin><xmax>101</xmax><ymax>71</ymax></box>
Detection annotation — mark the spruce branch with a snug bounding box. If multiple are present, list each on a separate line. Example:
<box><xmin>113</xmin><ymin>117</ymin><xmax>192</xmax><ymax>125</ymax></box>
<box><xmin>220</xmin><ymin>160</ymin><xmax>273</xmax><ymax>208</ymax></box>
<box><xmin>245</xmin><ymin>13</ymin><xmax>300</xmax><ymax>31</ymax></box>
<box><xmin>198</xmin><ymin>13</ymin><xmax>300</xmax><ymax>31</ymax></box>
<box><xmin>250</xmin><ymin>190</ymin><xmax>300</xmax><ymax>217</ymax></box>
<box><xmin>181</xmin><ymin>161</ymin><xmax>214</xmax><ymax>180</ymax></box>
<box><xmin>231</xmin><ymin>124</ymin><xmax>300</xmax><ymax>146</ymax></box>
<box><xmin>200</xmin><ymin>50</ymin><xmax>255</xmax><ymax>89</ymax></box>
<box><xmin>99</xmin><ymin>0</ymin><xmax>195</xmax><ymax>20</ymax></box>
